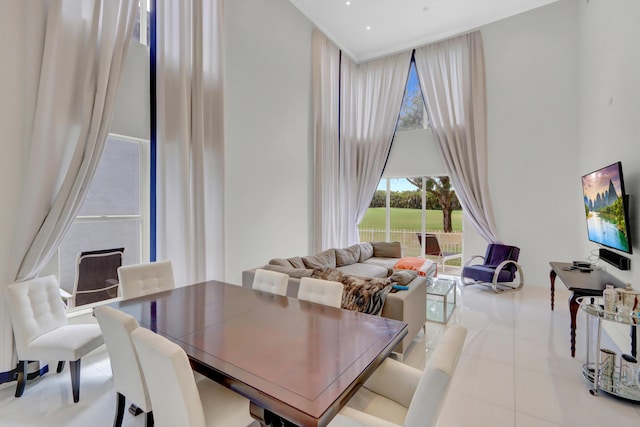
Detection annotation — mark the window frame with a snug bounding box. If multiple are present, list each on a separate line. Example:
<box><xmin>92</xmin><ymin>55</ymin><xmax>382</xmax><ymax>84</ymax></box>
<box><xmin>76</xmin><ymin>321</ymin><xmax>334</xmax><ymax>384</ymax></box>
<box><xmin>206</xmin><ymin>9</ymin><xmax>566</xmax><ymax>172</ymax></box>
<box><xmin>59</xmin><ymin>132</ymin><xmax>150</xmax><ymax>312</ymax></box>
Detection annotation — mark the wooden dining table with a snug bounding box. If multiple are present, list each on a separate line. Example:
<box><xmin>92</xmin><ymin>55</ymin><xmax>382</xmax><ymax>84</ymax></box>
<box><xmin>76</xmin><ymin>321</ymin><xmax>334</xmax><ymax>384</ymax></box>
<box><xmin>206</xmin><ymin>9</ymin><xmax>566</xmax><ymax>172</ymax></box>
<box><xmin>108</xmin><ymin>280</ymin><xmax>408</xmax><ymax>427</ymax></box>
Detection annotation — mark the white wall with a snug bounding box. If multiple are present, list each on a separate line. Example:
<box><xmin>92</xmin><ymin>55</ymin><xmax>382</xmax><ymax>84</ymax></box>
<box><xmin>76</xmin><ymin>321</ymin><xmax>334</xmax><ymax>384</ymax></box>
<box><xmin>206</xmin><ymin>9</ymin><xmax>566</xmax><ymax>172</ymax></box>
<box><xmin>578</xmin><ymin>0</ymin><xmax>640</xmax><ymax>285</ymax></box>
<box><xmin>475</xmin><ymin>0</ymin><xmax>582</xmax><ymax>286</ymax></box>
<box><xmin>224</xmin><ymin>0</ymin><xmax>315</xmax><ymax>284</ymax></box>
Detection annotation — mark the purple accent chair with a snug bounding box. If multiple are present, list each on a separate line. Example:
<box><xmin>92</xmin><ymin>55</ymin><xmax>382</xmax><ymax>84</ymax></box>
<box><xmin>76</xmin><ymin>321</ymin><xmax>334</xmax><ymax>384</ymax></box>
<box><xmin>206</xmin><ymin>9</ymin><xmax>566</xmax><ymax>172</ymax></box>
<box><xmin>461</xmin><ymin>244</ymin><xmax>524</xmax><ymax>293</ymax></box>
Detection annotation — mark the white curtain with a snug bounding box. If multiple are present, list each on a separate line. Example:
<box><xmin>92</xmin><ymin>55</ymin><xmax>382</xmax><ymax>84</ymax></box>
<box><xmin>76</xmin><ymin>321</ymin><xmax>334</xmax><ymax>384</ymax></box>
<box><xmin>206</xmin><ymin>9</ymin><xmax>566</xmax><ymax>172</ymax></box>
<box><xmin>414</xmin><ymin>32</ymin><xmax>500</xmax><ymax>243</ymax></box>
<box><xmin>312</xmin><ymin>34</ymin><xmax>411</xmax><ymax>250</ymax></box>
<box><xmin>340</xmin><ymin>51</ymin><xmax>412</xmax><ymax>246</ymax></box>
<box><xmin>155</xmin><ymin>0</ymin><xmax>225</xmax><ymax>285</ymax></box>
<box><xmin>312</xmin><ymin>31</ymin><xmax>341</xmax><ymax>253</ymax></box>
<box><xmin>2</xmin><ymin>0</ymin><xmax>136</xmax><ymax>373</ymax></box>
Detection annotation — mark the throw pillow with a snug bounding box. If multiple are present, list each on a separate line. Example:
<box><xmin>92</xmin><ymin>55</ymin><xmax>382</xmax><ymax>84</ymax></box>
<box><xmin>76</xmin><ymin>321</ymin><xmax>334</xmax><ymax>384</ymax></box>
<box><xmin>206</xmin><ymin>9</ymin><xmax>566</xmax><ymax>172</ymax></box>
<box><xmin>359</xmin><ymin>242</ymin><xmax>374</xmax><ymax>262</ymax></box>
<box><xmin>268</xmin><ymin>258</ymin><xmax>293</xmax><ymax>267</ymax></box>
<box><xmin>287</xmin><ymin>256</ymin><xmax>306</xmax><ymax>269</ymax></box>
<box><xmin>302</xmin><ymin>249</ymin><xmax>337</xmax><ymax>269</ymax></box>
<box><xmin>335</xmin><ymin>244</ymin><xmax>361</xmax><ymax>267</ymax></box>
<box><xmin>372</xmin><ymin>241</ymin><xmax>402</xmax><ymax>258</ymax></box>
<box><xmin>389</xmin><ymin>269</ymin><xmax>417</xmax><ymax>286</ymax></box>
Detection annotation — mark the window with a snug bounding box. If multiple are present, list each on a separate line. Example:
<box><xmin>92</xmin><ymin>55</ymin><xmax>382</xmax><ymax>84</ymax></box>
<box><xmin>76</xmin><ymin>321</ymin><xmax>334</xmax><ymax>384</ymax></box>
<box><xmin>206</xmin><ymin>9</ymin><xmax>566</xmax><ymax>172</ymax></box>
<box><xmin>359</xmin><ymin>177</ymin><xmax>463</xmax><ymax>270</ymax></box>
<box><xmin>57</xmin><ymin>134</ymin><xmax>149</xmax><ymax>306</ymax></box>
<box><xmin>132</xmin><ymin>0</ymin><xmax>151</xmax><ymax>46</ymax></box>
<box><xmin>396</xmin><ymin>61</ymin><xmax>429</xmax><ymax>132</ymax></box>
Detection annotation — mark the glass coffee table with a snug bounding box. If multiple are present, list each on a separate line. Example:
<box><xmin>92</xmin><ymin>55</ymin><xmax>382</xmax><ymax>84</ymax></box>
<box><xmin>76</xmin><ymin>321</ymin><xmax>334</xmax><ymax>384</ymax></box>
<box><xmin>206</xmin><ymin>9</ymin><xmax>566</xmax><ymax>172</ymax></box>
<box><xmin>427</xmin><ymin>278</ymin><xmax>457</xmax><ymax>324</ymax></box>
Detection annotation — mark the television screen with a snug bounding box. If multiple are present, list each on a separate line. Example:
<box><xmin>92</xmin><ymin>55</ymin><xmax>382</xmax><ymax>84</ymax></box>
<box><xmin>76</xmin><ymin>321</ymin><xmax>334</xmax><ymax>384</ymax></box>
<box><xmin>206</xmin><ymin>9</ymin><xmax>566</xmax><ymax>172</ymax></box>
<box><xmin>582</xmin><ymin>162</ymin><xmax>632</xmax><ymax>254</ymax></box>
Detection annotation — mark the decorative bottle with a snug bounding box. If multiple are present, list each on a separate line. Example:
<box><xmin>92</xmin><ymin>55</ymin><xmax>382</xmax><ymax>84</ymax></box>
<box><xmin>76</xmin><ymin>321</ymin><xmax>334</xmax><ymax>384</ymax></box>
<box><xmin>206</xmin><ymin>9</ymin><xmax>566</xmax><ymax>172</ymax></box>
<box><xmin>603</xmin><ymin>285</ymin><xmax>617</xmax><ymax>319</ymax></box>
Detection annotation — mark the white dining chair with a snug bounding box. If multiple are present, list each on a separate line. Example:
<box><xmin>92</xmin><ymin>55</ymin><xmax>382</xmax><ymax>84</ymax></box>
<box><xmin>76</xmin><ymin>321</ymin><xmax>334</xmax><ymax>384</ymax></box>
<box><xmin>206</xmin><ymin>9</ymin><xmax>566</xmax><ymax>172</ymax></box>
<box><xmin>252</xmin><ymin>268</ymin><xmax>289</xmax><ymax>296</ymax></box>
<box><xmin>298</xmin><ymin>277</ymin><xmax>344</xmax><ymax>308</ymax></box>
<box><xmin>5</xmin><ymin>275</ymin><xmax>105</xmax><ymax>402</ymax></box>
<box><xmin>329</xmin><ymin>325</ymin><xmax>467</xmax><ymax>427</ymax></box>
<box><xmin>94</xmin><ymin>306</ymin><xmax>152</xmax><ymax>427</ymax></box>
<box><xmin>131</xmin><ymin>327</ymin><xmax>254</xmax><ymax>427</ymax></box>
<box><xmin>118</xmin><ymin>260</ymin><xmax>175</xmax><ymax>299</ymax></box>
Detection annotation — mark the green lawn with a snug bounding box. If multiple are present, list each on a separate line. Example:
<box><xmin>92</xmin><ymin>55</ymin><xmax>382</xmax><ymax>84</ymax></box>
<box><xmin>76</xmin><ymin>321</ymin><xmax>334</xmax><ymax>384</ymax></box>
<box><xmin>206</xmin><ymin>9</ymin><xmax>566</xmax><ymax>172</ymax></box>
<box><xmin>359</xmin><ymin>208</ymin><xmax>463</xmax><ymax>231</ymax></box>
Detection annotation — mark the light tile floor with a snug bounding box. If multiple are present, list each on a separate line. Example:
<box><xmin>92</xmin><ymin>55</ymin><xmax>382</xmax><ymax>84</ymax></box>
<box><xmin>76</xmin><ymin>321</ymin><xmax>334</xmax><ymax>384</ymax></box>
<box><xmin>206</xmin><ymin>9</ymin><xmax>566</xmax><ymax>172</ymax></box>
<box><xmin>1</xmin><ymin>281</ymin><xmax>639</xmax><ymax>426</ymax></box>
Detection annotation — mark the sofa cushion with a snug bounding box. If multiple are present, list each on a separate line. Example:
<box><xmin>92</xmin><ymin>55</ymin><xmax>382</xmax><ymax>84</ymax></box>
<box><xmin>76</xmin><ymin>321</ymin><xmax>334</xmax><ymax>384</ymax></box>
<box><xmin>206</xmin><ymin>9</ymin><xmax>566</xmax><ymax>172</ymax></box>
<box><xmin>335</xmin><ymin>244</ymin><xmax>361</xmax><ymax>267</ymax></box>
<box><xmin>311</xmin><ymin>267</ymin><xmax>392</xmax><ymax>315</ymax></box>
<box><xmin>337</xmin><ymin>263</ymin><xmax>388</xmax><ymax>278</ymax></box>
<box><xmin>389</xmin><ymin>270</ymin><xmax>418</xmax><ymax>286</ymax></box>
<box><xmin>361</xmin><ymin>257</ymin><xmax>398</xmax><ymax>276</ymax></box>
<box><xmin>358</xmin><ymin>242</ymin><xmax>374</xmax><ymax>262</ymax></box>
<box><xmin>302</xmin><ymin>249</ymin><xmax>336</xmax><ymax>269</ymax></box>
<box><xmin>372</xmin><ymin>241</ymin><xmax>402</xmax><ymax>258</ymax></box>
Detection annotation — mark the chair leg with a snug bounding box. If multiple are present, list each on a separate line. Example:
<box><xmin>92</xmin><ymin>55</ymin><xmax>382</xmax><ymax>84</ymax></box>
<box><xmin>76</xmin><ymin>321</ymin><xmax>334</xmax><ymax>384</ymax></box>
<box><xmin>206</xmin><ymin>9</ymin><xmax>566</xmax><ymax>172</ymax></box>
<box><xmin>129</xmin><ymin>403</ymin><xmax>143</xmax><ymax>416</ymax></box>
<box><xmin>145</xmin><ymin>411</ymin><xmax>154</xmax><ymax>427</ymax></box>
<box><xmin>70</xmin><ymin>359</ymin><xmax>81</xmax><ymax>403</ymax></box>
<box><xmin>14</xmin><ymin>360</ymin><xmax>28</xmax><ymax>398</ymax></box>
<box><xmin>112</xmin><ymin>392</ymin><xmax>126</xmax><ymax>427</ymax></box>
<box><xmin>57</xmin><ymin>361</ymin><xmax>65</xmax><ymax>373</ymax></box>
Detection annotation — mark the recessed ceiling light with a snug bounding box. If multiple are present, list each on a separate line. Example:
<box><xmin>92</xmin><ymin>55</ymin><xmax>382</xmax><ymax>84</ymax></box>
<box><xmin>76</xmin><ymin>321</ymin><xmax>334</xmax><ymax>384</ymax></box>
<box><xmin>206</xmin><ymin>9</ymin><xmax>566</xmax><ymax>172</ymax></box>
<box><xmin>346</xmin><ymin>1</ymin><xmax>351</xmax><ymax>5</ymax></box>
<box><xmin>366</xmin><ymin>26</ymin><xmax>372</xmax><ymax>31</ymax></box>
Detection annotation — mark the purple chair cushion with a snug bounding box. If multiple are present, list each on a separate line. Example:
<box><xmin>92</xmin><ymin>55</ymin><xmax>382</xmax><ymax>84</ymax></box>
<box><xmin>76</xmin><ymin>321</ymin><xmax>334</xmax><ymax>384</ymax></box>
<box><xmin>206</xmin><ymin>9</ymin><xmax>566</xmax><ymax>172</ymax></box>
<box><xmin>463</xmin><ymin>244</ymin><xmax>520</xmax><ymax>283</ymax></box>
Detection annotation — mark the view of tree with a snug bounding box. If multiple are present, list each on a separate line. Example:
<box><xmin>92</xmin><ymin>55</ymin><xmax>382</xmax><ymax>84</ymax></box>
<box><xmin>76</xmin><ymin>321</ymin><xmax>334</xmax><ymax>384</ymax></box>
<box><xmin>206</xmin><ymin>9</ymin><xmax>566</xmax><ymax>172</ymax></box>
<box><xmin>396</xmin><ymin>88</ymin><xmax>426</xmax><ymax>132</ymax></box>
<box><xmin>406</xmin><ymin>177</ymin><xmax>460</xmax><ymax>232</ymax></box>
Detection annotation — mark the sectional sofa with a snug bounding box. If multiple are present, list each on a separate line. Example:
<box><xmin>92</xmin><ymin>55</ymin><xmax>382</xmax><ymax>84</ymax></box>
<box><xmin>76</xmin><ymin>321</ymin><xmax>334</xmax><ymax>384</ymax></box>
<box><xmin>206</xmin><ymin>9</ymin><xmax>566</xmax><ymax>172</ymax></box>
<box><xmin>242</xmin><ymin>241</ymin><xmax>429</xmax><ymax>359</ymax></box>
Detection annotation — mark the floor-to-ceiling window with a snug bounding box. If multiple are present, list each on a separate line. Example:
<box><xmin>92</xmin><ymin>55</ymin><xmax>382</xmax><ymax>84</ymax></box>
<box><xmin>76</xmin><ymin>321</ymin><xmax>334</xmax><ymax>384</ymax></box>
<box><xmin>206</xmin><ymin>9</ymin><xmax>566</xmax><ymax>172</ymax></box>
<box><xmin>357</xmin><ymin>61</ymin><xmax>463</xmax><ymax>271</ymax></box>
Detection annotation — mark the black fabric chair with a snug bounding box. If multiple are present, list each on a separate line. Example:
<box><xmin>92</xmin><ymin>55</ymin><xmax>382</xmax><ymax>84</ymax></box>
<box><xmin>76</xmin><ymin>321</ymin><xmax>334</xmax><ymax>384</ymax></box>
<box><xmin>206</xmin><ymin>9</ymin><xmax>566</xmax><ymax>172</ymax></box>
<box><xmin>69</xmin><ymin>248</ymin><xmax>124</xmax><ymax>307</ymax></box>
<box><xmin>461</xmin><ymin>244</ymin><xmax>523</xmax><ymax>293</ymax></box>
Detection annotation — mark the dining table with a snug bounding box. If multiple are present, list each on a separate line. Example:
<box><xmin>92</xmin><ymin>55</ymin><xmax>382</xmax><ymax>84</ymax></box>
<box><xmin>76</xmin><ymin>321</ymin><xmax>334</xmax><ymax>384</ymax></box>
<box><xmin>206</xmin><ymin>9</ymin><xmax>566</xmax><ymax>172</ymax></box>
<box><xmin>108</xmin><ymin>280</ymin><xmax>408</xmax><ymax>427</ymax></box>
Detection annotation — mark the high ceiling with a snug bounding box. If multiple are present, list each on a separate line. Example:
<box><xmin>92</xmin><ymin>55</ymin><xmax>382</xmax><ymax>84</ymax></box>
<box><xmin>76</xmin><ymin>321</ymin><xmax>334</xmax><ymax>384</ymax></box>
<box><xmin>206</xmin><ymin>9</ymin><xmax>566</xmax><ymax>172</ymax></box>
<box><xmin>290</xmin><ymin>0</ymin><xmax>558</xmax><ymax>62</ymax></box>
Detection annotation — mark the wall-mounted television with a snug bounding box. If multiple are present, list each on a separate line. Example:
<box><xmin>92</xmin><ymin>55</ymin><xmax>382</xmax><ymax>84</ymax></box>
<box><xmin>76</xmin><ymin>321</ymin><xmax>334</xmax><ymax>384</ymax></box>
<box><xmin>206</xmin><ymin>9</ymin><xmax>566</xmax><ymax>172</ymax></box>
<box><xmin>581</xmin><ymin>161</ymin><xmax>632</xmax><ymax>254</ymax></box>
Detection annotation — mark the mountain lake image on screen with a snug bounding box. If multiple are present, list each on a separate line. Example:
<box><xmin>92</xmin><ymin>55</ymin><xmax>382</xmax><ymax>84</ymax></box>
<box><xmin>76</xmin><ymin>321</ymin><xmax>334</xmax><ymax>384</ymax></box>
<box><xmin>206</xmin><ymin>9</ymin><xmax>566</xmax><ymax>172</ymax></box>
<box><xmin>581</xmin><ymin>161</ymin><xmax>632</xmax><ymax>254</ymax></box>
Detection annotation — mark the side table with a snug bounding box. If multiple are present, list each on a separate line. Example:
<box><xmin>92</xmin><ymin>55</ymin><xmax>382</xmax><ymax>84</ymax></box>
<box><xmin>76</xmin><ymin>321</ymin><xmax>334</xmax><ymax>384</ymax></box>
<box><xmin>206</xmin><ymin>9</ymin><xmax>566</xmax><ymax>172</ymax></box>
<box><xmin>549</xmin><ymin>261</ymin><xmax>634</xmax><ymax>358</ymax></box>
<box><xmin>427</xmin><ymin>278</ymin><xmax>457</xmax><ymax>324</ymax></box>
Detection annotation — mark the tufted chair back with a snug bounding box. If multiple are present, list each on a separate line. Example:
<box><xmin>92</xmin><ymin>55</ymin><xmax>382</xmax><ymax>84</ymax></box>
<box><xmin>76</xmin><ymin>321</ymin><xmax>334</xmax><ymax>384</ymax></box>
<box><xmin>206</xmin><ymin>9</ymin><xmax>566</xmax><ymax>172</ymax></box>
<box><xmin>298</xmin><ymin>277</ymin><xmax>344</xmax><ymax>308</ymax></box>
<box><xmin>118</xmin><ymin>260</ymin><xmax>175</xmax><ymax>300</ymax></box>
<box><xmin>252</xmin><ymin>269</ymin><xmax>289</xmax><ymax>296</ymax></box>
<box><xmin>7</xmin><ymin>276</ymin><xmax>68</xmax><ymax>355</ymax></box>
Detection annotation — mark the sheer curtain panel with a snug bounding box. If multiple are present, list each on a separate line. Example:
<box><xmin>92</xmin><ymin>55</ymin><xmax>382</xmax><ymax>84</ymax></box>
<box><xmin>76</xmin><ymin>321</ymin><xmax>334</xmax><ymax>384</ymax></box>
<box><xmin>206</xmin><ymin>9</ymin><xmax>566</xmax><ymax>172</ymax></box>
<box><xmin>3</xmin><ymin>0</ymin><xmax>136</xmax><ymax>375</ymax></box>
<box><xmin>414</xmin><ymin>32</ymin><xmax>501</xmax><ymax>243</ymax></box>
<box><xmin>155</xmin><ymin>0</ymin><xmax>225</xmax><ymax>285</ymax></box>
<box><xmin>340</xmin><ymin>52</ymin><xmax>411</xmax><ymax>246</ymax></box>
<box><xmin>312</xmin><ymin>31</ymin><xmax>342</xmax><ymax>253</ymax></box>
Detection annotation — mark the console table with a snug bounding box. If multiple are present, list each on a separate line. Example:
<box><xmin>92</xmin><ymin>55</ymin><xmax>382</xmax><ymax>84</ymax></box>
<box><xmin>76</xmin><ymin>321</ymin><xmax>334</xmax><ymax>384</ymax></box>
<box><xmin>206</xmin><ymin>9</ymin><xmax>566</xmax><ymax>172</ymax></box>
<box><xmin>549</xmin><ymin>262</ymin><xmax>628</xmax><ymax>357</ymax></box>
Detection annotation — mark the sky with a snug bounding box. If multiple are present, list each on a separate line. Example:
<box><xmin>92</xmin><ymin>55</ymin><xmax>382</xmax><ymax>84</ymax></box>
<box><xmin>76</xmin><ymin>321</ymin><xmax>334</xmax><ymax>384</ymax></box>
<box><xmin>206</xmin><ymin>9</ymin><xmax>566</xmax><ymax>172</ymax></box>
<box><xmin>581</xmin><ymin>162</ymin><xmax>623</xmax><ymax>200</ymax></box>
<box><xmin>377</xmin><ymin>178</ymin><xmax>419</xmax><ymax>192</ymax></box>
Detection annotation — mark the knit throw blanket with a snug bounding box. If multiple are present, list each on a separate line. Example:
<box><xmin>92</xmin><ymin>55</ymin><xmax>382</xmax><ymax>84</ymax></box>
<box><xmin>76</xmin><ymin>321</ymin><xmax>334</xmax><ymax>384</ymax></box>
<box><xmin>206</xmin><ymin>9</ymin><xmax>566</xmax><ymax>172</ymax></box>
<box><xmin>311</xmin><ymin>267</ymin><xmax>392</xmax><ymax>315</ymax></box>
